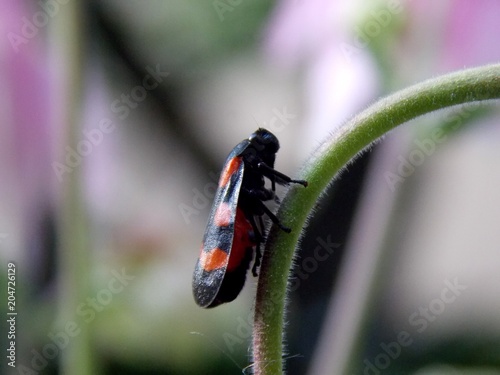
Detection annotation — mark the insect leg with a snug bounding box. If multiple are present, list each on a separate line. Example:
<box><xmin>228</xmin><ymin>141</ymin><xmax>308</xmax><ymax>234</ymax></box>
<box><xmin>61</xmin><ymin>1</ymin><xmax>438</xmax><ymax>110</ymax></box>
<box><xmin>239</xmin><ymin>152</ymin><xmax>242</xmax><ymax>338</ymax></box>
<box><xmin>257</xmin><ymin>162</ymin><xmax>308</xmax><ymax>187</ymax></box>
<box><xmin>247</xmin><ymin>213</ymin><xmax>264</xmax><ymax>243</ymax></box>
<box><xmin>251</xmin><ymin>215</ymin><xmax>267</xmax><ymax>276</ymax></box>
<box><xmin>257</xmin><ymin>200</ymin><xmax>292</xmax><ymax>233</ymax></box>
<box><xmin>252</xmin><ymin>246</ymin><xmax>261</xmax><ymax>277</ymax></box>
<box><xmin>246</xmin><ymin>214</ymin><xmax>263</xmax><ymax>277</ymax></box>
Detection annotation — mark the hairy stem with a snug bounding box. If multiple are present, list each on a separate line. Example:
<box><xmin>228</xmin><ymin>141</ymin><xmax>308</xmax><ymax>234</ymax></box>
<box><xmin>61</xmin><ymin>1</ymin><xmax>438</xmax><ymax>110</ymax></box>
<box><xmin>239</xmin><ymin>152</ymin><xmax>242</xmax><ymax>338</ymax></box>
<box><xmin>252</xmin><ymin>64</ymin><xmax>500</xmax><ymax>375</ymax></box>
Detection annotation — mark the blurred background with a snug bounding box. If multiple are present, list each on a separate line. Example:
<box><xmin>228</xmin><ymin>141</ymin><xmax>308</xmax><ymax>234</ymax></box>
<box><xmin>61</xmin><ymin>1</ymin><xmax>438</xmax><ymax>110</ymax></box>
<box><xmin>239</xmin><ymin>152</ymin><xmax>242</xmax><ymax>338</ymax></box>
<box><xmin>1</xmin><ymin>1</ymin><xmax>500</xmax><ymax>374</ymax></box>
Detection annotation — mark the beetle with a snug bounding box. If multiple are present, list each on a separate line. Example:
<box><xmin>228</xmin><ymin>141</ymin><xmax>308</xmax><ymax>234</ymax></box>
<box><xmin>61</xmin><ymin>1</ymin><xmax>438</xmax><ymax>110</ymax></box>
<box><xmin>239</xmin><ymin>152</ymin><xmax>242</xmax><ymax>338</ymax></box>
<box><xmin>192</xmin><ymin>128</ymin><xmax>307</xmax><ymax>308</ymax></box>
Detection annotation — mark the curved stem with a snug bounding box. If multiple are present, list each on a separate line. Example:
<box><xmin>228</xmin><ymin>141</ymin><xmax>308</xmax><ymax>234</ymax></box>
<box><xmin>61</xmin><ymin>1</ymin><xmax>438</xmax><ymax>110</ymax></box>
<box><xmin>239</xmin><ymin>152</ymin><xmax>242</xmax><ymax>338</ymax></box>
<box><xmin>252</xmin><ymin>63</ymin><xmax>500</xmax><ymax>375</ymax></box>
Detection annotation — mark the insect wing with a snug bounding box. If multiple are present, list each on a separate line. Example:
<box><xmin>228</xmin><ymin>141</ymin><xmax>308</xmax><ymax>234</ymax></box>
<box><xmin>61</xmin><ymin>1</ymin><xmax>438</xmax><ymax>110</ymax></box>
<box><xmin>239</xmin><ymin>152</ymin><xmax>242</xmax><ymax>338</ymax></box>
<box><xmin>193</xmin><ymin>155</ymin><xmax>245</xmax><ymax>307</ymax></box>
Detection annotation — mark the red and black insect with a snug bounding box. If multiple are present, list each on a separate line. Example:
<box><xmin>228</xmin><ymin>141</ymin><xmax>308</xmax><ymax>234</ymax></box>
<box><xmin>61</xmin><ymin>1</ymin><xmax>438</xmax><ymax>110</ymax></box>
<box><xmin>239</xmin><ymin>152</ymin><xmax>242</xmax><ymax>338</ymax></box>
<box><xmin>192</xmin><ymin>128</ymin><xmax>307</xmax><ymax>308</ymax></box>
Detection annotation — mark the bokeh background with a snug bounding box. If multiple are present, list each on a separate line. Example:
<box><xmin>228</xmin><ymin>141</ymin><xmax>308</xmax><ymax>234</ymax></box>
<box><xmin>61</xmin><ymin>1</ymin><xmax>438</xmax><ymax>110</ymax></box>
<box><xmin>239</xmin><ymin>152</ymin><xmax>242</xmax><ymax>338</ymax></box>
<box><xmin>1</xmin><ymin>1</ymin><xmax>500</xmax><ymax>374</ymax></box>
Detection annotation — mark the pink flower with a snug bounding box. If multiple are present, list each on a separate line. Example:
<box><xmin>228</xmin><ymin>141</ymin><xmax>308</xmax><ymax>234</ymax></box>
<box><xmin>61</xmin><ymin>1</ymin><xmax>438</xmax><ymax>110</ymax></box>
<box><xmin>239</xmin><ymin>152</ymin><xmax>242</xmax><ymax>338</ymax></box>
<box><xmin>0</xmin><ymin>0</ymin><xmax>53</xmax><ymax>258</ymax></box>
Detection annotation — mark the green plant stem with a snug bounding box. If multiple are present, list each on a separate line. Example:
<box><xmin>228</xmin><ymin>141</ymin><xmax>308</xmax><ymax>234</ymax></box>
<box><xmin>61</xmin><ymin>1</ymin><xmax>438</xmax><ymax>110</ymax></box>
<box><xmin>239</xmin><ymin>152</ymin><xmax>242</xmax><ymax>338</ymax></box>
<box><xmin>252</xmin><ymin>64</ymin><xmax>500</xmax><ymax>375</ymax></box>
<box><xmin>56</xmin><ymin>3</ymin><xmax>95</xmax><ymax>375</ymax></box>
